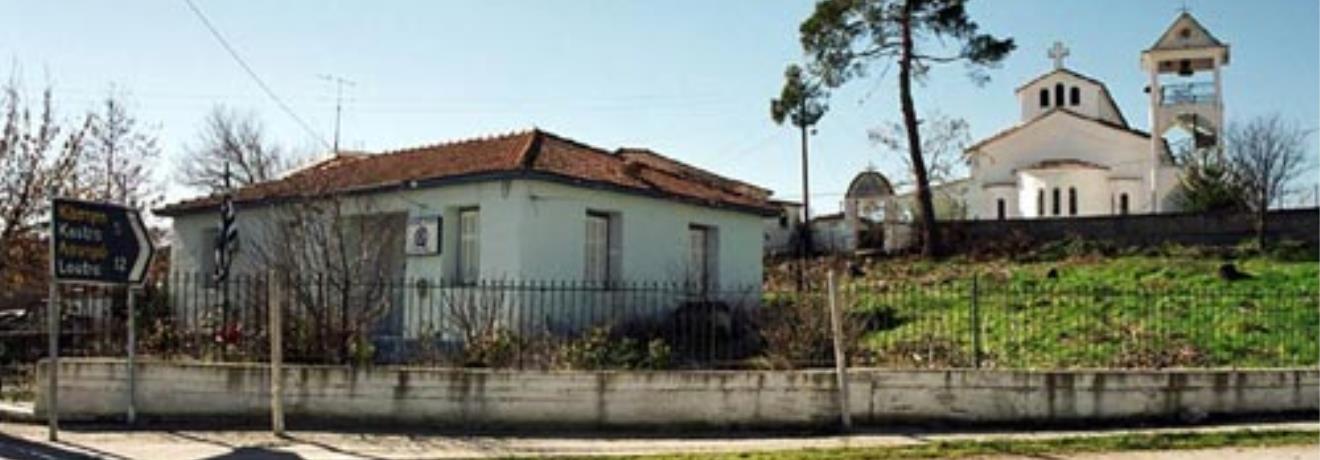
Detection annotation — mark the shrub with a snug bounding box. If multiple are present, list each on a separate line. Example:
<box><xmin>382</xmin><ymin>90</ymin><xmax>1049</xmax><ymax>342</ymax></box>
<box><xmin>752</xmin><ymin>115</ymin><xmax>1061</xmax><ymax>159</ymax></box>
<box><xmin>755</xmin><ymin>292</ymin><xmax>865</xmax><ymax>369</ymax></box>
<box><xmin>1266</xmin><ymin>239</ymin><xmax>1312</xmax><ymax>262</ymax></box>
<box><xmin>459</xmin><ymin>328</ymin><xmax>519</xmax><ymax>368</ymax></box>
<box><xmin>555</xmin><ymin>327</ymin><xmax>672</xmax><ymax>370</ymax></box>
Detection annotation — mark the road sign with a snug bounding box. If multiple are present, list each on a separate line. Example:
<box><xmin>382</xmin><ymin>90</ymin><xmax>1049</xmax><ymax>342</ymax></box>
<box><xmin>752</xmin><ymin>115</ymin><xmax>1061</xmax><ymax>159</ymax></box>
<box><xmin>50</xmin><ymin>198</ymin><xmax>154</xmax><ymax>285</ymax></box>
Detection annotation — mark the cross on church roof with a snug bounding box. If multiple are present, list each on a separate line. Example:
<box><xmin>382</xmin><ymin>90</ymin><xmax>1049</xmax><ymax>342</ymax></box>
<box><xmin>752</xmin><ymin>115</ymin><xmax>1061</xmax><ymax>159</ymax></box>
<box><xmin>1048</xmin><ymin>41</ymin><xmax>1070</xmax><ymax>69</ymax></box>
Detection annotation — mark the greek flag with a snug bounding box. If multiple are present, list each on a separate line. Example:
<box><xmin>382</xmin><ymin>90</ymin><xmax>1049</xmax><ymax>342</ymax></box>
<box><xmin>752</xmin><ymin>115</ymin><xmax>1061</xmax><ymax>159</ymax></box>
<box><xmin>213</xmin><ymin>165</ymin><xmax>238</xmax><ymax>283</ymax></box>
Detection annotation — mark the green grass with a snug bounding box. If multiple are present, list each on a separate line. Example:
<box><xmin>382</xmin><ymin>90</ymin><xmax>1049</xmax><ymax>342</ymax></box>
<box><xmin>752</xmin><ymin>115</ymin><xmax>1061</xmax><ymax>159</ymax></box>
<box><xmin>550</xmin><ymin>429</ymin><xmax>1318</xmax><ymax>460</ymax></box>
<box><xmin>773</xmin><ymin>242</ymin><xmax>1319</xmax><ymax>369</ymax></box>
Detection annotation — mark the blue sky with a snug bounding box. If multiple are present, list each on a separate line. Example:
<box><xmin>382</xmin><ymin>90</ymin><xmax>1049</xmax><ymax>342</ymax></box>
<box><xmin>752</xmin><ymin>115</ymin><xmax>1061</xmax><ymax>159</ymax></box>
<box><xmin>3</xmin><ymin>0</ymin><xmax>1317</xmax><ymax>212</ymax></box>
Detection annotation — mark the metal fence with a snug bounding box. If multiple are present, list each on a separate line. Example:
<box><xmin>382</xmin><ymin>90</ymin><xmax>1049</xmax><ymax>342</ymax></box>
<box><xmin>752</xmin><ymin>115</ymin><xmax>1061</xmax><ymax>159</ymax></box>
<box><xmin>1</xmin><ymin>272</ymin><xmax>1315</xmax><ymax>395</ymax></box>
<box><xmin>848</xmin><ymin>279</ymin><xmax>1317</xmax><ymax>369</ymax></box>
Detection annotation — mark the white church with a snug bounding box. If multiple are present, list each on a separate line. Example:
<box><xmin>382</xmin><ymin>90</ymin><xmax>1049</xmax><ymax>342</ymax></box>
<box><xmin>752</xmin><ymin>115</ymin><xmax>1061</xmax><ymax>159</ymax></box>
<box><xmin>770</xmin><ymin>12</ymin><xmax>1236</xmax><ymax>255</ymax></box>
<box><xmin>959</xmin><ymin>11</ymin><xmax>1229</xmax><ymax>220</ymax></box>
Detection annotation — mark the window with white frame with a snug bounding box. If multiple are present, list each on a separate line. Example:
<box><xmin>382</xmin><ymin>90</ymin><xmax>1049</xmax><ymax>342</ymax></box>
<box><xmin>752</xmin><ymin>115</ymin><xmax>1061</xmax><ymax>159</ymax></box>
<box><xmin>584</xmin><ymin>211</ymin><xmax>616</xmax><ymax>284</ymax></box>
<box><xmin>457</xmin><ymin>208</ymin><xmax>480</xmax><ymax>283</ymax></box>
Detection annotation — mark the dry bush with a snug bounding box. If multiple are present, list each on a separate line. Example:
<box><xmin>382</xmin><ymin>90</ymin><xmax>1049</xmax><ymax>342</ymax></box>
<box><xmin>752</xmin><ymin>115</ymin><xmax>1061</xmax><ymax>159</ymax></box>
<box><xmin>755</xmin><ymin>290</ymin><xmax>865</xmax><ymax>369</ymax></box>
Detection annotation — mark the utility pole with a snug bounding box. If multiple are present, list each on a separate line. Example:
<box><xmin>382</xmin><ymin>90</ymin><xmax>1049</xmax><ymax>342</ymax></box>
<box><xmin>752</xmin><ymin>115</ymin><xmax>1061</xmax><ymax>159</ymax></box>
<box><xmin>318</xmin><ymin>74</ymin><xmax>356</xmax><ymax>154</ymax></box>
<box><xmin>797</xmin><ymin>99</ymin><xmax>812</xmax><ymax>292</ymax></box>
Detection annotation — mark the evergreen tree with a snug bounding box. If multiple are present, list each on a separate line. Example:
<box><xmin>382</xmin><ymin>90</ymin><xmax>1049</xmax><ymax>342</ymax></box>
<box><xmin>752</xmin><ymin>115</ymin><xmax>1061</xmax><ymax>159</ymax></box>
<box><xmin>796</xmin><ymin>0</ymin><xmax>1013</xmax><ymax>256</ymax></box>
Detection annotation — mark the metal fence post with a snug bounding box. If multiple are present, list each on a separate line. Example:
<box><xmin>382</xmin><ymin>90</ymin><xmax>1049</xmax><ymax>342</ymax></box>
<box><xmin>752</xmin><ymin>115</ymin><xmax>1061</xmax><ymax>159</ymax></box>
<box><xmin>126</xmin><ymin>287</ymin><xmax>137</xmax><ymax>424</ymax></box>
<box><xmin>971</xmin><ymin>274</ymin><xmax>982</xmax><ymax>369</ymax></box>
<box><xmin>268</xmin><ymin>271</ymin><xmax>285</xmax><ymax>436</ymax></box>
<box><xmin>827</xmin><ymin>270</ymin><xmax>852</xmax><ymax>431</ymax></box>
<box><xmin>46</xmin><ymin>281</ymin><xmax>59</xmax><ymax>442</ymax></box>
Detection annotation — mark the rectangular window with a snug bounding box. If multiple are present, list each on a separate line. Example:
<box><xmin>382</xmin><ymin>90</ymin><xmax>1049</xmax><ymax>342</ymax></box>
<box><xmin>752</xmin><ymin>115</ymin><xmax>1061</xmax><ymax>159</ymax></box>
<box><xmin>1052</xmin><ymin>188</ymin><xmax>1062</xmax><ymax>216</ymax></box>
<box><xmin>584</xmin><ymin>212</ymin><xmax>612</xmax><ymax>284</ymax></box>
<box><xmin>457</xmin><ymin>208</ymin><xmax>480</xmax><ymax>283</ymax></box>
<box><xmin>199</xmin><ymin>227</ymin><xmax>218</xmax><ymax>282</ymax></box>
<box><xmin>688</xmin><ymin>224</ymin><xmax>717</xmax><ymax>292</ymax></box>
<box><xmin>1068</xmin><ymin>188</ymin><xmax>1078</xmax><ymax>216</ymax></box>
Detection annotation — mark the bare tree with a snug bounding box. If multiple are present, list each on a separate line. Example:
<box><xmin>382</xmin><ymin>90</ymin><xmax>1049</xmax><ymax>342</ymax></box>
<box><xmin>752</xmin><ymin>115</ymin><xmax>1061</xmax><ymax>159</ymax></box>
<box><xmin>869</xmin><ymin>112</ymin><xmax>970</xmax><ymax>225</ymax></box>
<box><xmin>249</xmin><ymin>191</ymin><xmax>404</xmax><ymax>364</ymax></box>
<box><xmin>869</xmin><ymin>112</ymin><xmax>970</xmax><ymax>186</ymax></box>
<box><xmin>1224</xmin><ymin>114</ymin><xmax>1314</xmax><ymax>245</ymax></box>
<box><xmin>179</xmin><ymin>105</ymin><xmax>291</xmax><ymax>193</ymax></box>
<box><xmin>0</xmin><ymin>78</ymin><xmax>91</xmax><ymax>296</ymax></box>
<box><xmin>80</xmin><ymin>88</ymin><xmax>162</xmax><ymax>209</ymax></box>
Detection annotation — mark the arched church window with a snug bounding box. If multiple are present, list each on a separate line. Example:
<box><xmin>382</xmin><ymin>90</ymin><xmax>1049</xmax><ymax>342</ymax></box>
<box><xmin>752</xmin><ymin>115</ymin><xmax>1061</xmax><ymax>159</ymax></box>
<box><xmin>1069</xmin><ymin>87</ymin><xmax>1080</xmax><ymax>106</ymax></box>
<box><xmin>996</xmin><ymin>199</ymin><xmax>1006</xmax><ymax>220</ymax></box>
<box><xmin>1068</xmin><ymin>187</ymin><xmax>1078</xmax><ymax>215</ymax></box>
<box><xmin>1037</xmin><ymin>189</ymin><xmax>1045</xmax><ymax>217</ymax></box>
<box><xmin>1119</xmin><ymin>193</ymin><xmax>1130</xmax><ymax>215</ymax></box>
<box><xmin>1054</xmin><ymin>83</ymin><xmax>1064</xmax><ymax>107</ymax></box>
<box><xmin>1039</xmin><ymin>89</ymin><xmax>1049</xmax><ymax>108</ymax></box>
<box><xmin>1052</xmin><ymin>188</ymin><xmax>1061</xmax><ymax>216</ymax></box>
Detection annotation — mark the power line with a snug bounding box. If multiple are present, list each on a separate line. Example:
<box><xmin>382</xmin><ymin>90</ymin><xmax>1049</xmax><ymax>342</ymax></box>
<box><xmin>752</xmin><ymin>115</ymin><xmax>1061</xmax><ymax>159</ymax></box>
<box><xmin>182</xmin><ymin>0</ymin><xmax>331</xmax><ymax>150</ymax></box>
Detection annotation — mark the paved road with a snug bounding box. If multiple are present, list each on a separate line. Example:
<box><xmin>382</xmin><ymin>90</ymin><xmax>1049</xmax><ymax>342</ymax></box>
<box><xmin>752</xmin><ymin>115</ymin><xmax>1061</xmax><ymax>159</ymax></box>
<box><xmin>0</xmin><ymin>421</ymin><xmax>1313</xmax><ymax>459</ymax></box>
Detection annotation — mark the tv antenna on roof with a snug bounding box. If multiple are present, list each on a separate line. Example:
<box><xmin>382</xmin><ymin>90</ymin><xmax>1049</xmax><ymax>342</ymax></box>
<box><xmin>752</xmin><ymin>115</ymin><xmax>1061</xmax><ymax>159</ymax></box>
<box><xmin>318</xmin><ymin>74</ymin><xmax>356</xmax><ymax>154</ymax></box>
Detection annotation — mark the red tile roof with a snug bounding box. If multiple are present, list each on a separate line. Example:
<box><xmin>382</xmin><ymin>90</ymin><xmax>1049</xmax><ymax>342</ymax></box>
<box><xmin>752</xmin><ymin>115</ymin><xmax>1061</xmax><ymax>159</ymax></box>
<box><xmin>157</xmin><ymin>129</ymin><xmax>776</xmax><ymax>216</ymax></box>
<box><xmin>615</xmin><ymin>148</ymin><xmax>773</xmax><ymax>200</ymax></box>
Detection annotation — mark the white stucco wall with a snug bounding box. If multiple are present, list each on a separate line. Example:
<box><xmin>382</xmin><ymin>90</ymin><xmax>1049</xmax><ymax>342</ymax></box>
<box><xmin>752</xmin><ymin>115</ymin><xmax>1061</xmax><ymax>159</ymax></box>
<box><xmin>167</xmin><ymin>178</ymin><xmax>764</xmax><ymax>287</ymax></box>
<box><xmin>966</xmin><ymin>112</ymin><xmax>1164</xmax><ymax>220</ymax></box>
<box><xmin>763</xmin><ymin>203</ymin><xmax>802</xmax><ymax>256</ymax></box>
<box><xmin>809</xmin><ymin>218</ymin><xmax>854</xmax><ymax>253</ymax></box>
<box><xmin>1017</xmin><ymin>71</ymin><xmax>1122</xmax><ymax>126</ymax></box>
<box><xmin>1016</xmin><ymin>168</ymin><xmax>1111</xmax><ymax>218</ymax></box>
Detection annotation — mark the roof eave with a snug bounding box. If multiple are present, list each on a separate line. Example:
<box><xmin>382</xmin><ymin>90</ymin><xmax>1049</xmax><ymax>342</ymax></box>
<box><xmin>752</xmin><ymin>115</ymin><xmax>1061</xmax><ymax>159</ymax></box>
<box><xmin>157</xmin><ymin>170</ymin><xmax>778</xmax><ymax>218</ymax></box>
<box><xmin>963</xmin><ymin>109</ymin><xmax>1149</xmax><ymax>154</ymax></box>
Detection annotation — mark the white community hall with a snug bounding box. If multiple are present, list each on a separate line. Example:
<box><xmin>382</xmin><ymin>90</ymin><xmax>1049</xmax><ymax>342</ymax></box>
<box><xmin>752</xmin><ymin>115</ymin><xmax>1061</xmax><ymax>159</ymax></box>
<box><xmin>158</xmin><ymin>129</ymin><xmax>775</xmax><ymax>291</ymax></box>
<box><xmin>963</xmin><ymin>11</ymin><xmax>1228</xmax><ymax>220</ymax></box>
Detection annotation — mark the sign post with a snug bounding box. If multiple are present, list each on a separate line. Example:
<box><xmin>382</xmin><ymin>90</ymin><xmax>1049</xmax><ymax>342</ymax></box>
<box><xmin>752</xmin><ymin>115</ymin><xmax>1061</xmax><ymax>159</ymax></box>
<box><xmin>46</xmin><ymin>270</ymin><xmax>58</xmax><ymax>442</ymax></box>
<box><xmin>126</xmin><ymin>287</ymin><xmax>137</xmax><ymax>424</ymax></box>
<box><xmin>48</xmin><ymin>198</ymin><xmax>154</xmax><ymax>440</ymax></box>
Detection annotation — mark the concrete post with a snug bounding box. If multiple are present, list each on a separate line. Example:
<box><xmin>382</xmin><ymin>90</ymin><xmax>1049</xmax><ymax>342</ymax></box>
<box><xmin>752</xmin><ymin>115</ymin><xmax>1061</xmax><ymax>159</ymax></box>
<box><xmin>827</xmin><ymin>271</ymin><xmax>852</xmax><ymax>430</ymax></box>
<box><xmin>971</xmin><ymin>274</ymin><xmax>982</xmax><ymax>369</ymax></box>
<box><xmin>1148</xmin><ymin>69</ymin><xmax>1161</xmax><ymax>214</ymax></box>
<box><xmin>269</xmin><ymin>271</ymin><xmax>285</xmax><ymax>436</ymax></box>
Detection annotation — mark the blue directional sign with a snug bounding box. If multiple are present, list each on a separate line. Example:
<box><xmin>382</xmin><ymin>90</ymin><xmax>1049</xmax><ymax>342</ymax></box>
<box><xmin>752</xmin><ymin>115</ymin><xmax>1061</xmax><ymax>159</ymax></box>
<box><xmin>50</xmin><ymin>198</ymin><xmax>154</xmax><ymax>285</ymax></box>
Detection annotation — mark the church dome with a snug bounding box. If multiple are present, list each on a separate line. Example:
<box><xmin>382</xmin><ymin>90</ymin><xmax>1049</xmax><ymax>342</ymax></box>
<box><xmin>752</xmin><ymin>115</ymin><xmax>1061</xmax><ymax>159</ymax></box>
<box><xmin>845</xmin><ymin>170</ymin><xmax>894</xmax><ymax>199</ymax></box>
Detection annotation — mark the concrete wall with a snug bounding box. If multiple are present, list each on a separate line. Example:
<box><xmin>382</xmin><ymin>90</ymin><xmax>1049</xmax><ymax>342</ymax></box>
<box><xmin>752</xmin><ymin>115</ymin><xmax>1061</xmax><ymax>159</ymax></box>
<box><xmin>942</xmin><ymin>207</ymin><xmax>1320</xmax><ymax>251</ymax></box>
<box><xmin>38</xmin><ymin>359</ymin><xmax>1318</xmax><ymax>429</ymax></box>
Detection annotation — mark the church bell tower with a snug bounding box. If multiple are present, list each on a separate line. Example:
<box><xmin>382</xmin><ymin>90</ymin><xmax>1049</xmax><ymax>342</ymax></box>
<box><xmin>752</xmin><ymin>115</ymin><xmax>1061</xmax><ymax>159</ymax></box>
<box><xmin>1141</xmin><ymin>11</ymin><xmax>1229</xmax><ymax>212</ymax></box>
